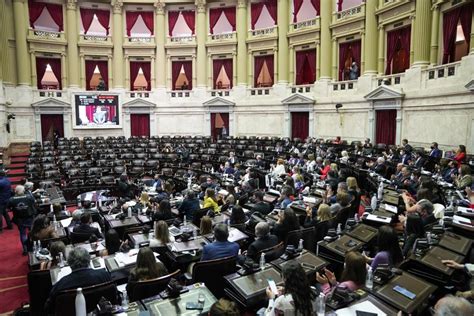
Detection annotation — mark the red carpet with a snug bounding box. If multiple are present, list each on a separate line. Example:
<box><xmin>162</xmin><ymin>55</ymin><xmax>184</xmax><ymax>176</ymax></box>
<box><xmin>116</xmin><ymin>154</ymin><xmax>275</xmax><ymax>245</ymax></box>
<box><xmin>5</xmin><ymin>163</ymin><xmax>25</xmax><ymax>169</ymax></box>
<box><xmin>6</xmin><ymin>177</ymin><xmax>24</xmax><ymax>184</ymax></box>
<box><xmin>10</xmin><ymin>157</ymin><xmax>27</xmax><ymax>163</ymax></box>
<box><xmin>6</xmin><ymin>169</ymin><xmax>25</xmax><ymax>176</ymax></box>
<box><xmin>0</xmin><ymin>228</ymin><xmax>29</xmax><ymax>314</ymax></box>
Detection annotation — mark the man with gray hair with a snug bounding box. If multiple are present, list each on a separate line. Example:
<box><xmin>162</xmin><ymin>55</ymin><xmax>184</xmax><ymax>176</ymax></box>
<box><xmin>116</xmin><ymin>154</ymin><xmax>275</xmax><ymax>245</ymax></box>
<box><xmin>416</xmin><ymin>199</ymin><xmax>437</xmax><ymax>227</ymax></box>
<box><xmin>7</xmin><ymin>185</ymin><xmax>36</xmax><ymax>255</ymax></box>
<box><xmin>246</xmin><ymin>222</ymin><xmax>278</xmax><ymax>261</ymax></box>
<box><xmin>434</xmin><ymin>296</ymin><xmax>474</xmax><ymax>316</ymax></box>
<box><xmin>47</xmin><ymin>247</ymin><xmax>111</xmax><ymax>311</ymax></box>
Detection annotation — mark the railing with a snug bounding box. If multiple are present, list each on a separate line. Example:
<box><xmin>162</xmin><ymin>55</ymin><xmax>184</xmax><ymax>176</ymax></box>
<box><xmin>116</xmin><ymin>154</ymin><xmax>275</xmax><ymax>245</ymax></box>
<box><xmin>209</xmin><ymin>32</ymin><xmax>236</xmax><ymax>41</ymax></box>
<box><xmin>169</xmin><ymin>35</ymin><xmax>196</xmax><ymax>43</ymax></box>
<box><xmin>37</xmin><ymin>90</ymin><xmax>63</xmax><ymax>97</ymax></box>
<box><xmin>169</xmin><ymin>90</ymin><xmax>192</xmax><ymax>98</ymax></box>
<box><xmin>81</xmin><ymin>34</ymin><xmax>109</xmax><ymax>42</ymax></box>
<box><xmin>377</xmin><ymin>73</ymin><xmax>404</xmax><ymax>86</ymax></box>
<box><xmin>249</xmin><ymin>26</ymin><xmax>277</xmax><ymax>37</ymax></box>
<box><xmin>289</xmin><ymin>85</ymin><xmax>313</xmax><ymax>94</ymax></box>
<box><xmin>425</xmin><ymin>62</ymin><xmax>460</xmax><ymax>80</ymax></box>
<box><xmin>128</xmin><ymin>91</ymin><xmax>150</xmax><ymax>98</ymax></box>
<box><xmin>28</xmin><ymin>29</ymin><xmax>64</xmax><ymax>41</ymax></box>
<box><xmin>128</xmin><ymin>36</ymin><xmax>153</xmax><ymax>43</ymax></box>
<box><xmin>331</xmin><ymin>80</ymin><xmax>357</xmax><ymax>91</ymax></box>
<box><xmin>209</xmin><ymin>89</ymin><xmax>231</xmax><ymax>97</ymax></box>
<box><xmin>336</xmin><ymin>3</ymin><xmax>364</xmax><ymax>20</ymax></box>
<box><xmin>249</xmin><ymin>87</ymin><xmax>271</xmax><ymax>96</ymax></box>
<box><xmin>290</xmin><ymin>18</ymin><xmax>318</xmax><ymax>31</ymax></box>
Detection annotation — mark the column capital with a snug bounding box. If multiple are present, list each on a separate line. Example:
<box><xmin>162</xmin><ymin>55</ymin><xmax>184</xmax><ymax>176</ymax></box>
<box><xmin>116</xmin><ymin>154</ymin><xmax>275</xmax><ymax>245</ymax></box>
<box><xmin>112</xmin><ymin>0</ymin><xmax>123</xmax><ymax>14</ymax></box>
<box><xmin>195</xmin><ymin>0</ymin><xmax>206</xmax><ymax>13</ymax></box>
<box><xmin>154</xmin><ymin>1</ymin><xmax>166</xmax><ymax>15</ymax></box>
<box><xmin>237</xmin><ymin>0</ymin><xmax>247</xmax><ymax>9</ymax></box>
<box><xmin>377</xmin><ymin>24</ymin><xmax>384</xmax><ymax>30</ymax></box>
<box><xmin>66</xmin><ymin>0</ymin><xmax>77</xmax><ymax>10</ymax></box>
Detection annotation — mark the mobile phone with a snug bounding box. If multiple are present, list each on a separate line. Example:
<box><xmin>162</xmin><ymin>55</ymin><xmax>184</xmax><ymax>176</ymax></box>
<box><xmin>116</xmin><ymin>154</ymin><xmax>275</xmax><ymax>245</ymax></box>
<box><xmin>268</xmin><ymin>279</ymin><xmax>278</xmax><ymax>295</ymax></box>
<box><xmin>185</xmin><ymin>302</ymin><xmax>203</xmax><ymax>310</ymax></box>
<box><xmin>393</xmin><ymin>285</ymin><xmax>416</xmax><ymax>299</ymax></box>
<box><xmin>92</xmin><ymin>258</ymin><xmax>101</xmax><ymax>268</ymax></box>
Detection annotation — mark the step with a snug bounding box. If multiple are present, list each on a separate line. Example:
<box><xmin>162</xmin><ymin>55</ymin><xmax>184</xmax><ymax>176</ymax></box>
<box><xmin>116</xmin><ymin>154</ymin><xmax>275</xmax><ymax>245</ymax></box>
<box><xmin>10</xmin><ymin>152</ymin><xmax>30</xmax><ymax>158</ymax></box>
<box><xmin>5</xmin><ymin>163</ymin><xmax>26</xmax><ymax>169</ymax></box>
<box><xmin>6</xmin><ymin>169</ymin><xmax>26</xmax><ymax>176</ymax></box>
<box><xmin>7</xmin><ymin>176</ymin><xmax>24</xmax><ymax>184</ymax></box>
<box><xmin>10</xmin><ymin>157</ymin><xmax>28</xmax><ymax>163</ymax></box>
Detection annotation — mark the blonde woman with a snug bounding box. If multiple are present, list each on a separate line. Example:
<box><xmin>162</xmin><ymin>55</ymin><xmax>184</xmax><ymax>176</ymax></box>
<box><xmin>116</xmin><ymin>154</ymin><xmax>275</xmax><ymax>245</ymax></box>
<box><xmin>199</xmin><ymin>216</ymin><xmax>213</xmax><ymax>235</ymax></box>
<box><xmin>139</xmin><ymin>192</ymin><xmax>151</xmax><ymax>208</ymax></box>
<box><xmin>346</xmin><ymin>176</ymin><xmax>361</xmax><ymax>216</ymax></box>
<box><xmin>271</xmin><ymin>158</ymin><xmax>287</xmax><ymax>177</ymax></box>
<box><xmin>303</xmin><ymin>203</ymin><xmax>333</xmax><ymax>243</ymax></box>
<box><xmin>149</xmin><ymin>220</ymin><xmax>175</xmax><ymax>247</ymax></box>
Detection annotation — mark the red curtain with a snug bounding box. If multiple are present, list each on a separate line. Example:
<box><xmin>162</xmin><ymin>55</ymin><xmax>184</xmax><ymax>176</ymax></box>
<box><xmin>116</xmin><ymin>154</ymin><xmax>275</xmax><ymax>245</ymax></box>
<box><xmin>351</xmin><ymin>40</ymin><xmax>361</xmax><ymax>71</ymax></box>
<box><xmin>97</xmin><ymin>61</ymin><xmax>108</xmax><ymax>90</ymax></box>
<box><xmin>385</xmin><ymin>26</ymin><xmax>411</xmax><ymax>75</ymax></box>
<box><xmin>337</xmin><ymin>0</ymin><xmax>343</xmax><ymax>12</ymax></box>
<box><xmin>182</xmin><ymin>61</ymin><xmax>192</xmax><ymax>89</ymax></box>
<box><xmin>130</xmin><ymin>61</ymin><xmax>151</xmax><ymax>91</ymax></box>
<box><xmin>182</xmin><ymin>11</ymin><xmax>195</xmax><ymax>35</ymax></box>
<box><xmin>266</xmin><ymin>0</ymin><xmax>277</xmax><ymax>25</ymax></box>
<box><xmin>168</xmin><ymin>11</ymin><xmax>180</xmax><ymax>36</ymax></box>
<box><xmin>295</xmin><ymin>49</ymin><xmax>316</xmax><ymax>85</ymax></box>
<box><xmin>171</xmin><ymin>61</ymin><xmax>182</xmax><ymax>90</ymax></box>
<box><xmin>293</xmin><ymin>0</ymin><xmax>304</xmax><ymax>23</ymax></box>
<box><xmin>131</xmin><ymin>114</ymin><xmax>150</xmax><ymax>137</ymax></box>
<box><xmin>85</xmin><ymin>60</ymin><xmax>96</xmax><ymax>90</ymax></box>
<box><xmin>338</xmin><ymin>40</ymin><xmax>360</xmax><ymax>80</ymax></box>
<box><xmin>80</xmin><ymin>8</ymin><xmax>95</xmax><ymax>35</ymax></box>
<box><xmin>212</xmin><ymin>59</ymin><xmax>233</xmax><ymax>89</ymax></box>
<box><xmin>211</xmin><ymin>113</ymin><xmax>229</xmax><ymax>141</ymax></box>
<box><xmin>442</xmin><ymin>7</ymin><xmax>461</xmax><ymax>64</ymax></box>
<box><xmin>311</xmin><ymin>0</ymin><xmax>320</xmax><ymax>15</ymax></box>
<box><xmin>36</xmin><ymin>57</ymin><xmax>61</xmax><ymax>90</ymax></box>
<box><xmin>251</xmin><ymin>2</ymin><xmax>264</xmax><ymax>30</ymax></box>
<box><xmin>29</xmin><ymin>1</ymin><xmax>63</xmax><ymax>31</ymax></box>
<box><xmin>291</xmin><ymin>112</ymin><xmax>309</xmax><ymax>140</ymax></box>
<box><xmin>223</xmin><ymin>59</ymin><xmax>233</xmax><ymax>88</ymax></box>
<box><xmin>86</xmin><ymin>106</ymin><xmax>96</xmax><ymax>122</ymax></box>
<box><xmin>95</xmin><ymin>9</ymin><xmax>110</xmax><ymax>35</ymax></box>
<box><xmin>223</xmin><ymin>7</ymin><xmax>236</xmax><ymax>31</ymax></box>
<box><xmin>376</xmin><ymin>110</ymin><xmax>397</xmax><ymax>145</ymax></box>
<box><xmin>41</xmin><ymin>114</ymin><xmax>64</xmax><ymax>141</ymax></box>
<box><xmin>266</xmin><ymin>55</ymin><xmax>274</xmax><ymax>85</ymax></box>
<box><xmin>209</xmin><ymin>8</ymin><xmax>222</xmax><ymax>34</ymax></box>
<box><xmin>171</xmin><ymin>61</ymin><xmax>192</xmax><ymax>90</ymax></box>
<box><xmin>459</xmin><ymin>5</ymin><xmax>472</xmax><ymax>51</ymax></box>
<box><xmin>29</xmin><ymin>1</ymin><xmax>46</xmax><ymax>28</ymax></box>
<box><xmin>141</xmin><ymin>11</ymin><xmax>154</xmax><ymax>35</ymax></box>
<box><xmin>125</xmin><ymin>11</ymin><xmax>140</xmax><ymax>37</ymax></box>
<box><xmin>254</xmin><ymin>55</ymin><xmax>274</xmax><ymax>87</ymax></box>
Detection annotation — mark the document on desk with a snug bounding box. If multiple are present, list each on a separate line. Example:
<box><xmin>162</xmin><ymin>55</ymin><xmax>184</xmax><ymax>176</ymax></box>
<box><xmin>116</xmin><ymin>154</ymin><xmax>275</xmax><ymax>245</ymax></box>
<box><xmin>458</xmin><ymin>207</ymin><xmax>474</xmax><ymax>214</ymax></box>
<box><xmin>453</xmin><ymin>215</ymin><xmax>472</xmax><ymax>226</ymax></box>
<box><xmin>115</xmin><ymin>249</ymin><xmax>139</xmax><ymax>267</ymax></box>
<box><xmin>380</xmin><ymin>203</ymin><xmax>398</xmax><ymax>214</ymax></box>
<box><xmin>366</xmin><ymin>214</ymin><xmax>391</xmax><ymax>224</ymax></box>
<box><xmin>336</xmin><ymin>300</ymin><xmax>387</xmax><ymax>316</ymax></box>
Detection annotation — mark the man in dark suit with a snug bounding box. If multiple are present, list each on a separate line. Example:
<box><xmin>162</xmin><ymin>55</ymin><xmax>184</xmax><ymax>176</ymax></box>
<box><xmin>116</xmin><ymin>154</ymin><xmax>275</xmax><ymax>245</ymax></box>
<box><xmin>46</xmin><ymin>247</ymin><xmax>111</xmax><ymax>311</ymax></box>
<box><xmin>246</xmin><ymin>222</ymin><xmax>278</xmax><ymax>261</ymax></box>
<box><xmin>178</xmin><ymin>190</ymin><xmax>200</xmax><ymax>220</ymax></box>
<box><xmin>251</xmin><ymin>191</ymin><xmax>272</xmax><ymax>215</ymax></box>
<box><xmin>0</xmin><ymin>169</ymin><xmax>12</xmax><ymax>232</ymax></box>
<box><xmin>417</xmin><ymin>199</ymin><xmax>437</xmax><ymax>228</ymax></box>
<box><xmin>201</xmin><ymin>224</ymin><xmax>239</xmax><ymax>261</ymax></box>
<box><xmin>412</xmin><ymin>152</ymin><xmax>426</xmax><ymax>169</ymax></box>
<box><xmin>429</xmin><ymin>142</ymin><xmax>442</xmax><ymax>159</ymax></box>
<box><xmin>255</xmin><ymin>155</ymin><xmax>266</xmax><ymax>169</ymax></box>
<box><xmin>400</xmin><ymin>149</ymin><xmax>412</xmax><ymax>165</ymax></box>
<box><xmin>402</xmin><ymin>139</ymin><xmax>413</xmax><ymax>153</ymax></box>
<box><xmin>73</xmin><ymin>212</ymin><xmax>102</xmax><ymax>239</ymax></box>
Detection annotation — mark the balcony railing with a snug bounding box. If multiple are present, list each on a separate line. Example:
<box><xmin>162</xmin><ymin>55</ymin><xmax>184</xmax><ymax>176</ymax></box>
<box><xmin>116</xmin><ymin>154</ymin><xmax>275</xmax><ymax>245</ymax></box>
<box><xmin>289</xmin><ymin>85</ymin><xmax>313</xmax><ymax>94</ymax></box>
<box><xmin>331</xmin><ymin>80</ymin><xmax>357</xmax><ymax>91</ymax></box>
<box><xmin>336</xmin><ymin>4</ymin><xmax>364</xmax><ymax>20</ymax></box>
<box><xmin>169</xmin><ymin>90</ymin><xmax>192</xmax><ymax>98</ymax></box>
<box><xmin>377</xmin><ymin>73</ymin><xmax>404</xmax><ymax>86</ymax></box>
<box><xmin>169</xmin><ymin>35</ymin><xmax>196</xmax><ymax>44</ymax></box>
<box><xmin>37</xmin><ymin>90</ymin><xmax>63</xmax><ymax>98</ymax></box>
<box><xmin>249</xmin><ymin>26</ymin><xmax>277</xmax><ymax>38</ymax></box>
<box><xmin>28</xmin><ymin>29</ymin><xmax>66</xmax><ymax>42</ymax></box>
<box><xmin>208</xmin><ymin>32</ymin><xmax>236</xmax><ymax>42</ymax></box>
<box><xmin>249</xmin><ymin>87</ymin><xmax>271</xmax><ymax>96</ymax></box>
<box><xmin>81</xmin><ymin>34</ymin><xmax>109</xmax><ymax>42</ymax></box>
<box><xmin>289</xmin><ymin>18</ymin><xmax>318</xmax><ymax>32</ymax></box>
<box><xmin>128</xmin><ymin>91</ymin><xmax>150</xmax><ymax>98</ymax></box>
<box><xmin>425</xmin><ymin>62</ymin><xmax>460</xmax><ymax>80</ymax></box>
<box><xmin>128</xmin><ymin>36</ymin><xmax>153</xmax><ymax>43</ymax></box>
<box><xmin>209</xmin><ymin>89</ymin><xmax>231</xmax><ymax>97</ymax></box>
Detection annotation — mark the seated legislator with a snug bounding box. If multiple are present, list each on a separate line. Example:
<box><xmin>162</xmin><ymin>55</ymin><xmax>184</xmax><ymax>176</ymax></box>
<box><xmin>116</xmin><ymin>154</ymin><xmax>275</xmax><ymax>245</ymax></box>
<box><xmin>149</xmin><ymin>220</ymin><xmax>175</xmax><ymax>247</ymax></box>
<box><xmin>203</xmin><ymin>188</ymin><xmax>219</xmax><ymax>213</ymax></box>
<box><xmin>152</xmin><ymin>199</ymin><xmax>174</xmax><ymax>222</ymax></box>
<box><xmin>251</xmin><ymin>191</ymin><xmax>272</xmax><ymax>216</ymax></box>
<box><xmin>30</xmin><ymin>214</ymin><xmax>58</xmax><ymax>241</ymax></box>
<box><xmin>453</xmin><ymin>145</ymin><xmax>467</xmax><ymax>164</ymax></box>
<box><xmin>46</xmin><ymin>247</ymin><xmax>111</xmax><ymax>310</ymax></box>
<box><xmin>365</xmin><ymin>225</ymin><xmax>403</xmax><ymax>270</ymax></box>
<box><xmin>272</xmin><ymin>208</ymin><xmax>300</xmax><ymax>243</ymax></box>
<box><xmin>73</xmin><ymin>212</ymin><xmax>102</xmax><ymax>239</ymax></box>
<box><xmin>127</xmin><ymin>247</ymin><xmax>168</xmax><ymax>282</ymax></box>
<box><xmin>40</xmin><ymin>241</ymin><xmax>66</xmax><ymax>270</ymax></box>
<box><xmin>454</xmin><ymin>165</ymin><xmax>472</xmax><ymax>190</ymax></box>
<box><xmin>178</xmin><ymin>190</ymin><xmax>200</xmax><ymax>220</ymax></box>
<box><xmin>303</xmin><ymin>203</ymin><xmax>333</xmax><ymax>243</ymax></box>
<box><xmin>201</xmin><ymin>224</ymin><xmax>239</xmax><ymax>261</ymax></box>
<box><xmin>246</xmin><ymin>222</ymin><xmax>278</xmax><ymax>261</ymax></box>
<box><xmin>199</xmin><ymin>216</ymin><xmax>213</xmax><ymax>236</ymax></box>
<box><xmin>429</xmin><ymin>142</ymin><xmax>442</xmax><ymax>159</ymax></box>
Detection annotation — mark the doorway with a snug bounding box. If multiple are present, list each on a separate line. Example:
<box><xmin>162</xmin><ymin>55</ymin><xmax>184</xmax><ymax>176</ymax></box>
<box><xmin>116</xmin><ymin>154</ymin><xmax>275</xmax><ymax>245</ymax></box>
<box><xmin>291</xmin><ymin>112</ymin><xmax>309</xmax><ymax>140</ymax></box>
<box><xmin>211</xmin><ymin>113</ymin><xmax>229</xmax><ymax>141</ymax></box>
<box><xmin>130</xmin><ymin>114</ymin><xmax>150</xmax><ymax>137</ymax></box>
<box><xmin>40</xmin><ymin>114</ymin><xmax>64</xmax><ymax>141</ymax></box>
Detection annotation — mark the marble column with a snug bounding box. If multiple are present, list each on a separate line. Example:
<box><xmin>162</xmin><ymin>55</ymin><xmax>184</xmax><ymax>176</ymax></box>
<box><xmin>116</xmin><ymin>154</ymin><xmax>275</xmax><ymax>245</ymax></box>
<box><xmin>319</xmin><ymin>0</ymin><xmax>333</xmax><ymax>79</ymax></box>
<box><xmin>430</xmin><ymin>4</ymin><xmax>440</xmax><ymax>65</ymax></box>
<box><xmin>155</xmin><ymin>1</ymin><xmax>166</xmax><ymax>88</ymax></box>
<box><xmin>331</xmin><ymin>38</ymin><xmax>337</xmax><ymax>80</ymax></box>
<box><xmin>107</xmin><ymin>55</ymin><xmax>113</xmax><ymax>87</ymax></box>
<box><xmin>277</xmin><ymin>0</ymin><xmax>289</xmax><ymax>83</ymax></box>
<box><xmin>60</xmin><ymin>53</ymin><xmax>67</xmax><ymax>88</ymax></box>
<box><xmin>66</xmin><ymin>0</ymin><xmax>79</xmax><ymax>87</ymax></box>
<box><xmin>377</xmin><ymin>26</ymin><xmax>385</xmax><ymax>75</ymax></box>
<box><xmin>236</xmin><ymin>0</ymin><xmax>247</xmax><ymax>86</ymax></box>
<box><xmin>289</xmin><ymin>46</ymin><xmax>294</xmax><ymax>83</ymax></box>
<box><xmin>112</xmin><ymin>0</ymin><xmax>124</xmax><ymax>89</ymax></box>
<box><xmin>412</xmin><ymin>0</ymin><xmax>431</xmax><ymax>67</ymax></box>
<box><xmin>13</xmin><ymin>0</ymin><xmax>31</xmax><ymax>86</ymax></box>
<box><xmin>363</xmin><ymin>0</ymin><xmax>378</xmax><ymax>74</ymax></box>
<box><xmin>195</xmin><ymin>0</ymin><xmax>207</xmax><ymax>88</ymax></box>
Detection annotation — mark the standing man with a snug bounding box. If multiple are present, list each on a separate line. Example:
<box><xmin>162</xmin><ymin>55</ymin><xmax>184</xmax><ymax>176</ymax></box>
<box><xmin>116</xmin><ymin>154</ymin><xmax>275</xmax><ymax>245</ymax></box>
<box><xmin>7</xmin><ymin>185</ymin><xmax>36</xmax><ymax>255</ymax></box>
<box><xmin>0</xmin><ymin>170</ymin><xmax>12</xmax><ymax>232</ymax></box>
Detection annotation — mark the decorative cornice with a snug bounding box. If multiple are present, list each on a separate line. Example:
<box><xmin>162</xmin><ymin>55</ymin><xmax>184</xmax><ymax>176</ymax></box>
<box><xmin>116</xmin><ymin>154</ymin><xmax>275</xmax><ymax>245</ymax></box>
<box><xmin>66</xmin><ymin>0</ymin><xmax>77</xmax><ymax>10</ymax></box>
<box><xmin>112</xmin><ymin>0</ymin><xmax>123</xmax><ymax>14</ymax></box>
<box><xmin>154</xmin><ymin>1</ymin><xmax>165</xmax><ymax>15</ymax></box>
<box><xmin>237</xmin><ymin>0</ymin><xmax>247</xmax><ymax>9</ymax></box>
<box><xmin>195</xmin><ymin>0</ymin><xmax>206</xmax><ymax>13</ymax></box>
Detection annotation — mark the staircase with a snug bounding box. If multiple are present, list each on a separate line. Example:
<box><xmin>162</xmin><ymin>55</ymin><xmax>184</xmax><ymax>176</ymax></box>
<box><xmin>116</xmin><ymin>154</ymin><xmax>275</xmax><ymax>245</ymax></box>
<box><xmin>3</xmin><ymin>144</ymin><xmax>30</xmax><ymax>188</ymax></box>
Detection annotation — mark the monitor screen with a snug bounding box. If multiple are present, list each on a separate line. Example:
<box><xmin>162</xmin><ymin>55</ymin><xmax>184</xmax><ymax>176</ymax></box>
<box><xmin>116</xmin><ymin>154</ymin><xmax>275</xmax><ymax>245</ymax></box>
<box><xmin>74</xmin><ymin>94</ymin><xmax>119</xmax><ymax>127</ymax></box>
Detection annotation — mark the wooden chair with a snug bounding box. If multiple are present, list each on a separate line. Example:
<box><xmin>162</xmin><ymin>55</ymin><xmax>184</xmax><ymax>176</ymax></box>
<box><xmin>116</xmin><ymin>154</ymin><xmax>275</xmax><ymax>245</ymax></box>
<box><xmin>126</xmin><ymin>269</ymin><xmax>180</xmax><ymax>302</ymax></box>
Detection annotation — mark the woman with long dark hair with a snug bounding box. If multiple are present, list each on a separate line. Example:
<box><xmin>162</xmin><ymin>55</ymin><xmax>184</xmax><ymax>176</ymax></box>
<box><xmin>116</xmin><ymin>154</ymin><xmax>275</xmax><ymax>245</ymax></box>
<box><xmin>30</xmin><ymin>214</ymin><xmax>58</xmax><ymax>241</ymax></box>
<box><xmin>101</xmin><ymin>229</ymin><xmax>128</xmax><ymax>256</ymax></box>
<box><xmin>264</xmin><ymin>261</ymin><xmax>316</xmax><ymax>315</ymax></box>
<box><xmin>366</xmin><ymin>225</ymin><xmax>403</xmax><ymax>270</ymax></box>
<box><xmin>127</xmin><ymin>247</ymin><xmax>168</xmax><ymax>283</ymax></box>
<box><xmin>230</xmin><ymin>205</ymin><xmax>247</xmax><ymax>225</ymax></box>
<box><xmin>273</xmin><ymin>208</ymin><xmax>300</xmax><ymax>243</ymax></box>
<box><xmin>152</xmin><ymin>199</ymin><xmax>173</xmax><ymax>221</ymax></box>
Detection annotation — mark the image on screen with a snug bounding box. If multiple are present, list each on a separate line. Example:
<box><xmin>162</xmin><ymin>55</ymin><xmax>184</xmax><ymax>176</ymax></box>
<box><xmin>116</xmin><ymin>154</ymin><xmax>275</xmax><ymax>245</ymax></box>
<box><xmin>75</xmin><ymin>94</ymin><xmax>119</xmax><ymax>127</ymax></box>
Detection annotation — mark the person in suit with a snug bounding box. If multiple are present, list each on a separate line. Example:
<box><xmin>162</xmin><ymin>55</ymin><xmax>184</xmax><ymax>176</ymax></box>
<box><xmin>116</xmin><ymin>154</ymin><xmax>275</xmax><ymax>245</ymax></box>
<box><xmin>221</xmin><ymin>162</ymin><xmax>235</xmax><ymax>175</ymax></box>
<box><xmin>118</xmin><ymin>174</ymin><xmax>134</xmax><ymax>199</ymax></box>
<box><xmin>255</xmin><ymin>155</ymin><xmax>266</xmax><ymax>169</ymax></box>
<box><xmin>416</xmin><ymin>199</ymin><xmax>437</xmax><ymax>228</ymax></box>
<box><xmin>201</xmin><ymin>224</ymin><xmax>239</xmax><ymax>261</ymax></box>
<box><xmin>178</xmin><ymin>190</ymin><xmax>200</xmax><ymax>220</ymax></box>
<box><xmin>73</xmin><ymin>212</ymin><xmax>102</xmax><ymax>239</ymax></box>
<box><xmin>401</xmin><ymin>139</ymin><xmax>413</xmax><ymax>153</ymax></box>
<box><xmin>7</xmin><ymin>185</ymin><xmax>36</xmax><ymax>255</ymax></box>
<box><xmin>228</xmin><ymin>151</ymin><xmax>238</xmax><ymax>165</ymax></box>
<box><xmin>412</xmin><ymin>151</ymin><xmax>426</xmax><ymax>169</ymax></box>
<box><xmin>46</xmin><ymin>247</ymin><xmax>111</xmax><ymax>311</ymax></box>
<box><xmin>0</xmin><ymin>169</ymin><xmax>12</xmax><ymax>232</ymax></box>
<box><xmin>246</xmin><ymin>222</ymin><xmax>278</xmax><ymax>261</ymax></box>
<box><xmin>429</xmin><ymin>142</ymin><xmax>442</xmax><ymax>159</ymax></box>
<box><xmin>370</xmin><ymin>157</ymin><xmax>387</xmax><ymax>177</ymax></box>
<box><xmin>251</xmin><ymin>191</ymin><xmax>272</xmax><ymax>215</ymax></box>
<box><xmin>400</xmin><ymin>149</ymin><xmax>412</xmax><ymax>165</ymax></box>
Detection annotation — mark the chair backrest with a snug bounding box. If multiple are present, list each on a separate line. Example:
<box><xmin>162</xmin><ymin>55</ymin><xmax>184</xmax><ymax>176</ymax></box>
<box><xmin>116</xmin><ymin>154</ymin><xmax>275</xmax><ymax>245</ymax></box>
<box><xmin>28</xmin><ymin>270</ymin><xmax>52</xmax><ymax>316</ymax></box>
<box><xmin>192</xmin><ymin>207</ymin><xmax>214</xmax><ymax>227</ymax></box>
<box><xmin>70</xmin><ymin>231</ymin><xmax>92</xmax><ymax>244</ymax></box>
<box><xmin>285</xmin><ymin>229</ymin><xmax>302</xmax><ymax>247</ymax></box>
<box><xmin>192</xmin><ymin>256</ymin><xmax>237</xmax><ymax>298</ymax></box>
<box><xmin>256</xmin><ymin>241</ymin><xmax>285</xmax><ymax>262</ymax></box>
<box><xmin>300</xmin><ymin>226</ymin><xmax>316</xmax><ymax>253</ymax></box>
<box><xmin>55</xmin><ymin>281</ymin><xmax>118</xmax><ymax>316</ymax></box>
<box><xmin>127</xmin><ymin>269</ymin><xmax>180</xmax><ymax>302</ymax></box>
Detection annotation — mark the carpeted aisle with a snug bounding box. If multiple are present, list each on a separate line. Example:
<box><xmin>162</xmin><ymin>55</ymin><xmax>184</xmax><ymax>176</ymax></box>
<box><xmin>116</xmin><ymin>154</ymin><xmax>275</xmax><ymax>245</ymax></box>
<box><xmin>0</xmin><ymin>227</ymin><xmax>30</xmax><ymax>315</ymax></box>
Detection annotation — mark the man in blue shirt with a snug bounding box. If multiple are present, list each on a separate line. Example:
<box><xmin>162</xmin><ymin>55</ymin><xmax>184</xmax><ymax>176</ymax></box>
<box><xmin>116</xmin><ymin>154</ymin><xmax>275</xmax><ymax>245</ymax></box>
<box><xmin>201</xmin><ymin>224</ymin><xmax>239</xmax><ymax>261</ymax></box>
<box><xmin>0</xmin><ymin>170</ymin><xmax>12</xmax><ymax>232</ymax></box>
<box><xmin>429</xmin><ymin>142</ymin><xmax>442</xmax><ymax>159</ymax></box>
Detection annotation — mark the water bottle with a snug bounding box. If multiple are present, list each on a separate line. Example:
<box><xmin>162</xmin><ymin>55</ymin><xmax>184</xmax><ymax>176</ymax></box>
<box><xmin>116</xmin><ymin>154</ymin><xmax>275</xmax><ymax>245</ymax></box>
<box><xmin>211</xmin><ymin>166</ymin><xmax>214</xmax><ymax>174</ymax></box>
<box><xmin>377</xmin><ymin>181</ymin><xmax>384</xmax><ymax>200</ymax></box>
<box><xmin>192</xmin><ymin>227</ymin><xmax>197</xmax><ymax>238</ymax></box>
<box><xmin>33</xmin><ymin>240</ymin><xmax>38</xmax><ymax>253</ymax></box>
<box><xmin>53</xmin><ymin>214</ymin><xmax>57</xmax><ymax>227</ymax></box>
<box><xmin>439</xmin><ymin>217</ymin><xmax>444</xmax><ymax>228</ymax></box>
<box><xmin>50</xmin><ymin>204</ymin><xmax>53</xmax><ymax>213</ymax></box>
<box><xmin>366</xmin><ymin>267</ymin><xmax>374</xmax><ymax>289</ymax></box>
<box><xmin>59</xmin><ymin>252</ymin><xmax>64</xmax><ymax>267</ymax></box>
<box><xmin>127</xmin><ymin>207</ymin><xmax>132</xmax><ymax>218</ymax></box>
<box><xmin>354</xmin><ymin>213</ymin><xmax>359</xmax><ymax>223</ymax></box>
<box><xmin>75</xmin><ymin>288</ymin><xmax>86</xmax><ymax>316</ymax></box>
<box><xmin>77</xmin><ymin>198</ymin><xmax>82</xmax><ymax>208</ymax></box>
<box><xmin>371</xmin><ymin>194</ymin><xmax>378</xmax><ymax>211</ymax></box>
<box><xmin>98</xmin><ymin>198</ymin><xmax>102</xmax><ymax>208</ymax></box>
<box><xmin>336</xmin><ymin>223</ymin><xmax>342</xmax><ymax>235</ymax></box>
<box><xmin>183</xmin><ymin>215</ymin><xmax>187</xmax><ymax>227</ymax></box>
<box><xmin>187</xmin><ymin>177</ymin><xmax>192</xmax><ymax>190</ymax></box>
<box><xmin>316</xmin><ymin>292</ymin><xmax>325</xmax><ymax>316</ymax></box>
<box><xmin>298</xmin><ymin>238</ymin><xmax>304</xmax><ymax>251</ymax></box>
<box><xmin>426</xmin><ymin>232</ymin><xmax>432</xmax><ymax>244</ymax></box>
<box><xmin>259</xmin><ymin>252</ymin><xmax>266</xmax><ymax>270</ymax></box>
<box><xmin>121</xmin><ymin>289</ymin><xmax>129</xmax><ymax>311</ymax></box>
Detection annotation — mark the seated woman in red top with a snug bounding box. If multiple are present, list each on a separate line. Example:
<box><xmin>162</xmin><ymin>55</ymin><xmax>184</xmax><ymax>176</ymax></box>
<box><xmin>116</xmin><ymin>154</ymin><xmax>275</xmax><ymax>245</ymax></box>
<box><xmin>453</xmin><ymin>145</ymin><xmax>466</xmax><ymax>163</ymax></box>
